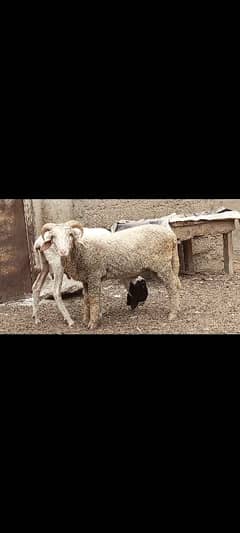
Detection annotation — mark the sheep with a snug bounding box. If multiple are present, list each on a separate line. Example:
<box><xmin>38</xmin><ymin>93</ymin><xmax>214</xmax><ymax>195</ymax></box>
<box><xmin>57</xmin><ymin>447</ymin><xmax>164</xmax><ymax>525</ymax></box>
<box><xmin>32</xmin><ymin>222</ymin><xmax>148</xmax><ymax>324</ymax></box>
<box><xmin>32</xmin><ymin>219</ymin><xmax>181</xmax><ymax>330</ymax></box>
<box><xmin>32</xmin><ymin>222</ymin><xmax>110</xmax><ymax>326</ymax></box>
<box><xmin>111</xmin><ymin>214</ymin><xmax>179</xmax><ymax>309</ymax></box>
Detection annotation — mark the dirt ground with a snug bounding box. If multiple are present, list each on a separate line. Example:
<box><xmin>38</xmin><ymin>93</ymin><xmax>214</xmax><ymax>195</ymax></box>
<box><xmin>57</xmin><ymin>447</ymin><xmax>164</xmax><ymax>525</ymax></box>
<box><xmin>0</xmin><ymin>199</ymin><xmax>239</xmax><ymax>335</ymax></box>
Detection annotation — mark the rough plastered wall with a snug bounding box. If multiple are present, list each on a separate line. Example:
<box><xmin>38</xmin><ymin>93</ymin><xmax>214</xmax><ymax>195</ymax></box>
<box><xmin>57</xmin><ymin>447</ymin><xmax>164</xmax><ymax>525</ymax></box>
<box><xmin>31</xmin><ymin>199</ymin><xmax>240</xmax><ymax>273</ymax></box>
<box><xmin>72</xmin><ymin>199</ymin><xmax>216</xmax><ymax>227</ymax></box>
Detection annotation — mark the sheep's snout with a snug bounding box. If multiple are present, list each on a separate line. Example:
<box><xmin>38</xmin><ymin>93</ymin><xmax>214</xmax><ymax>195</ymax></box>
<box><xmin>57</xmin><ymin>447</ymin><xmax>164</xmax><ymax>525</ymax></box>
<box><xmin>58</xmin><ymin>248</ymin><xmax>70</xmax><ymax>257</ymax></box>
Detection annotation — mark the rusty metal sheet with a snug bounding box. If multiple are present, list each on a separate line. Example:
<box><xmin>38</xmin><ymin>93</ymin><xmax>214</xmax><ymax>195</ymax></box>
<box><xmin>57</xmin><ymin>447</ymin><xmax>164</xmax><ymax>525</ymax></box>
<box><xmin>0</xmin><ymin>199</ymin><xmax>32</xmax><ymax>303</ymax></box>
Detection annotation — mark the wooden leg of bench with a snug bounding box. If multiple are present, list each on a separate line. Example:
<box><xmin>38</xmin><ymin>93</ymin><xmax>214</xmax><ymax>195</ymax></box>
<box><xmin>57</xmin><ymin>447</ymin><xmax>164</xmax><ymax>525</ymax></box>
<box><xmin>178</xmin><ymin>243</ymin><xmax>185</xmax><ymax>273</ymax></box>
<box><xmin>183</xmin><ymin>239</ymin><xmax>194</xmax><ymax>273</ymax></box>
<box><xmin>223</xmin><ymin>232</ymin><xmax>233</xmax><ymax>274</ymax></box>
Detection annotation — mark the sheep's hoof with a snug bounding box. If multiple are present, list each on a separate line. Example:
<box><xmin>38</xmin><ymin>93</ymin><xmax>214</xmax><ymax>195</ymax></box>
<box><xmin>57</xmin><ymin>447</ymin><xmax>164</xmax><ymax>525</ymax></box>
<box><xmin>84</xmin><ymin>313</ymin><xmax>102</xmax><ymax>327</ymax></box>
<box><xmin>87</xmin><ymin>320</ymin><xmax>100</xmax><ymax>330</ymax></box>
<box><xmin>65</xmin><ymin>317</ymin><xmax>74</xmax><ymax>327</ymax></box>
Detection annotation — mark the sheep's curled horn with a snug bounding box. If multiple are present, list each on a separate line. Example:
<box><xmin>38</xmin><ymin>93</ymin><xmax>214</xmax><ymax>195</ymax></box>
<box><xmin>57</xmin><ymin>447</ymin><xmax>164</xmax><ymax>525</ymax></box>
<box><xmin>40</xmin><ymin>220</ymin><xmax>84</xmax><ymax>239</ymax></box>
<box><xmin>41</xmin><ymin>223</ymin><xmax>56</xmax><ymax>238</ymax></box>
<box><xmin>66</xmin><ymin>220</ymin><xmax>84</xmax><ymax>237</ymax></box>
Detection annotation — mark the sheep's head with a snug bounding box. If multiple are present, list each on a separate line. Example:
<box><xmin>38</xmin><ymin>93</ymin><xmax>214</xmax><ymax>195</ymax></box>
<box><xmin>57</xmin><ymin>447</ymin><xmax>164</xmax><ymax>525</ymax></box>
<box><xmin>40</xmin><ymin>220</ymin><xmax>84</xmax><ymax>257</ymax></box>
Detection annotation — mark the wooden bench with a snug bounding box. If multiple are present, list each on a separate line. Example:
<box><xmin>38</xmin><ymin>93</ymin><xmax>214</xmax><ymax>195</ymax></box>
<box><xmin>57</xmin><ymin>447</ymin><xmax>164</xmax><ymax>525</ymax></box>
<box><xmin>171</xmin><ymin>218</ymin><xmax>236</xmax><ymax>275</ymax></box>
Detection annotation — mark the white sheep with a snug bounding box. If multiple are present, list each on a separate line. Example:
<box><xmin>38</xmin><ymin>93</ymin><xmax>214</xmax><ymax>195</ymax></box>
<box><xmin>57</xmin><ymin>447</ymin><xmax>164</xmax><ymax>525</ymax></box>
<box><xmin>32</xmin><ymin>222</ymin><xmax>145</xmax><ymax>325</ymax></box>
<box><xmin>32</xmin><ymin>219</ymin><xmax>181</xmax><ymax>329</ymax></box>
<box><xmin>32</xmin><ymin>222</ymin><xmax>110</xmax><ymax>326</ymax></box>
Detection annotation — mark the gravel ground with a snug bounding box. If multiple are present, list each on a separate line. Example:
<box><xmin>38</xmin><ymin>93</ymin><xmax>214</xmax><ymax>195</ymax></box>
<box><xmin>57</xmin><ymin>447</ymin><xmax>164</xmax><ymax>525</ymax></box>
<box><xmin>0</xmin><ymin>199</ymin><xmax>239</xmax><ymax>335</ymax></box>
<box><xmin>0</xmin><ymin>268</ymin><xmax>239</xmax><ymax>334</ymax></box>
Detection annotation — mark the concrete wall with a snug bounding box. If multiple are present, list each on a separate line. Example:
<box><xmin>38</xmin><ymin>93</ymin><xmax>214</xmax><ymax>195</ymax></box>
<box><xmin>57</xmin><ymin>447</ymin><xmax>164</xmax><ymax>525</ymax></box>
<box><xmin>32</xmin><ymin>199</ymin><xmax>74</xmax><ymax>234</ymax></box>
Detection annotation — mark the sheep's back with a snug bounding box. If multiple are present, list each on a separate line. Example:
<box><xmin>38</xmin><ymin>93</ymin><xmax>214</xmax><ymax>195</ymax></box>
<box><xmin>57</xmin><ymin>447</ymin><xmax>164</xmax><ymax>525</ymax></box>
<box><xmin>80</xmin><ymin>224</ymin><xmax>176</xmax><ymax>279</ymax></box>
<box><xmin>111</xmin><ymin>224</ymin><xmax>176</xmax><ymax>250</ymax></box>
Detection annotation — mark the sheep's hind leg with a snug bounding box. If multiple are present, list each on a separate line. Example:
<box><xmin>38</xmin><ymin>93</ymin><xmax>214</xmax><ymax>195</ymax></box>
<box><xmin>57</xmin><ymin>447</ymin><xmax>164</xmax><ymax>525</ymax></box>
<box><xmin>87</xmin><ymin>278</ymin><xmax>102</xmax><ymax>330</ymax></box>
<box><xmin>157</xmin><ymin>267</ymin><xmax>180</xmax><ymax>321</ymax></box>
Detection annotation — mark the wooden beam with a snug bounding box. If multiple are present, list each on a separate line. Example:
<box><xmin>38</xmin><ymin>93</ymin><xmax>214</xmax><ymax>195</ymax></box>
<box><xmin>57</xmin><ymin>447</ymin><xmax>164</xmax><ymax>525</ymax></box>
<box><xmin>183</xmin><ymin>239</ymin><xmax>194</xmax><ymax>273</ymax></box>
<box><xmin>178</xmin><ymin>243</ymin><xmax>185</xmax><ymax>273</ymax></box>
<box><xmin>223</xmin><ymin>232</ymin><xmax>233</xmax><ymax>274</ymax></box>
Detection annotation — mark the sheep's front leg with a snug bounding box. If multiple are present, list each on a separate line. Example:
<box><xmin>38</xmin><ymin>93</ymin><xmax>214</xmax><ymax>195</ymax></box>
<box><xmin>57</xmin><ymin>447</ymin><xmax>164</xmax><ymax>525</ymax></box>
<box><xmin>87</xmin><ymin>277</ymin><xmax>102</xmax><ymax>330</ymax></box>
<box><xmin>83</xmin><ymin>282</ymin><xmax>103</xmax><ymax>327</ymax></box>
<box><xmin>53</xmin><ymin>266</ymin><xmax>75</xmax><ymax>327</ymax></box>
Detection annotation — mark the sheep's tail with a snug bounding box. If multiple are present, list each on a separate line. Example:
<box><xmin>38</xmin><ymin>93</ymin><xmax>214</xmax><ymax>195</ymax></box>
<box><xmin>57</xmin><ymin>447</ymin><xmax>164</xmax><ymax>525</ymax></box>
<box><xmin>172</xmin><ymin>237</ymin><xmax>181</xmax><ymax>288</ymax></box>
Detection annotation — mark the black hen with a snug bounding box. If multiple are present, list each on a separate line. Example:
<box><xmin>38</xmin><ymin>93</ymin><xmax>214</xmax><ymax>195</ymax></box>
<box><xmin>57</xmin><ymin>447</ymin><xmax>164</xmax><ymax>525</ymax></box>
<box><xmin>127</xmin><ymin>278</ymin><xmax>148</xmax><ymax>310</ymax></box>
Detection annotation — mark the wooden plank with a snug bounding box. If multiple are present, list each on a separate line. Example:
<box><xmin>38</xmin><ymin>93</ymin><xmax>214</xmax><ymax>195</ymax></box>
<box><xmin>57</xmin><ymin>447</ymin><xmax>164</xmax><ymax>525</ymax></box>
<box><xmin>172</xmin><ymin>219</ymin><xmax>235</xmax><ymax>241</ymax></box>
<box><xmin>223</xmin><ymin>232</ymin><xmax>233</xmax><ymax>274</ymax></box>
<box><xmin>183</xmin><ymin>239</ymin><xmax>194</xmax><ymax>273</ymax></box>
<box><xmin>23</xmin><ymin>199</ymin><xmax>37</xmax><ymax>283</ymax></box>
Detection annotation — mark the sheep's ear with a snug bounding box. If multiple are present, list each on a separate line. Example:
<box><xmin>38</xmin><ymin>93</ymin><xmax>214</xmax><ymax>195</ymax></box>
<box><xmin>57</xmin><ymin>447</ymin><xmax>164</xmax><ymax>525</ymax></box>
<box><xmin>41</xmin><ymin>241</ymin><xmax>52</xmax><ymax>252</ymax></box>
